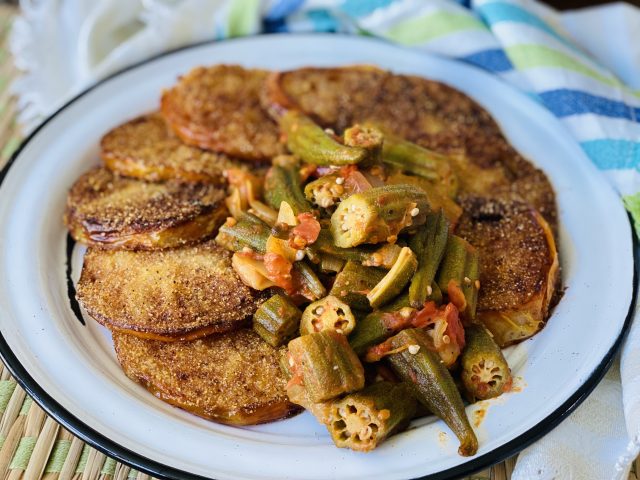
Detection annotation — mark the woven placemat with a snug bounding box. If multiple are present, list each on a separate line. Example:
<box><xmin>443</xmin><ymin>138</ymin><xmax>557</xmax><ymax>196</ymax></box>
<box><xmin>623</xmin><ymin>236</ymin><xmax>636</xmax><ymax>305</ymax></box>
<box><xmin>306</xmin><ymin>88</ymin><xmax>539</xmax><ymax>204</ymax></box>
<box><xmin>0</xmin><ymin>4</ymin><xmax>638</xmax><ymax>480</ymax></box>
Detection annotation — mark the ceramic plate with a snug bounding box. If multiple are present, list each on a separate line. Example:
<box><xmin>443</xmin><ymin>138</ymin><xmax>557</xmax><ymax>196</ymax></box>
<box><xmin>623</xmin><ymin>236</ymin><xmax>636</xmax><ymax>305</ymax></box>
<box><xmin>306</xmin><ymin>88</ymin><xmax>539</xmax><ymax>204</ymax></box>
<box><xmin>0</xmin><ymin>35</ymin><xmax>635</xmax><ymax>480</ymax></box>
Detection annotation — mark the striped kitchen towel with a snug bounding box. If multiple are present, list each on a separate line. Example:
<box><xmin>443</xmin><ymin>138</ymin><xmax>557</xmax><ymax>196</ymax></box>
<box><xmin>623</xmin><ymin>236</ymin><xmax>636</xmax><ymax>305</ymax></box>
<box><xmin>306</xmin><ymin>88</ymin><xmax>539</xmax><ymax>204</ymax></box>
<box><xmin>11</xmin><ymin>0</ymin><xmax>640</xmax><ymax>231</ymax></box>
<box><xmin>259</xmin><ymin>0</ymin><xmax>640</xmax><ymax>231</ymax></box>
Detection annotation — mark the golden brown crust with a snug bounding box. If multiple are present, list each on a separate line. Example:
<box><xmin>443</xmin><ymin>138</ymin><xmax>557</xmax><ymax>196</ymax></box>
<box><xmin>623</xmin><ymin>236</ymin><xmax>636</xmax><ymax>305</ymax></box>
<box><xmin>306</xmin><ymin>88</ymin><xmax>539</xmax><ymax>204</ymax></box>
<box><xmin>112</xmin><ymin>329</ymin><xmax>300</xmax><ymax>425</ymax></box>
<box><xmin>101</xmin><ymin>113</ymin><xmax>247</xmax><ymax>184</ymax></box>
<box><xmin>263</xmin><ymin>67</ymin><xmax>557</xmax><ymax>229</ymax></box>
<box><xmin>65</xmin><ymin>167</ymin><xmax>226</xmax><ymax>249</ymax></box>
<box><xmin>261</xmin><ymin>66</ymin><xmax>387</xmax><ymax>129</ymax></box>
<box><xmin>77</xmin><ymin>241</ymin><xmax>265</xmax><ymax>336</ymax></box>
<box><xmin>455</xmin><ymin>196</ymin><xmax>559</xmax><ymax>345</ymax></box>
<box><xmin>161</xmin><ymin>65</ymin><xmax>283</xmax><ymax>161</ymax></box>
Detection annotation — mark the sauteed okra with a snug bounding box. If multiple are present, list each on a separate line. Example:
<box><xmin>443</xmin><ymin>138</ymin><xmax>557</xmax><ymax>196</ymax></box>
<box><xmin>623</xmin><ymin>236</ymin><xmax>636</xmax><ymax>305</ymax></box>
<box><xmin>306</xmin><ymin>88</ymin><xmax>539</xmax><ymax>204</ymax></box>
<box><xmin>214</xmin><ymin>110</ymin><xmax>517</xmax><ymax>456</ymax></box>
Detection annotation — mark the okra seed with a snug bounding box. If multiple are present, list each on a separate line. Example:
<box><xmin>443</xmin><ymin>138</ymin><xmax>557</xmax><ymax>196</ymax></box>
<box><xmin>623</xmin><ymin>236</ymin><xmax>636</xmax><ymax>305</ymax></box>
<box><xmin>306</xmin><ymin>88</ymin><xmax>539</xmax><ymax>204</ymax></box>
<box><xmin>335</xmin><ymin>177</ymin><xmax>345</xmax><ymax>185</ymax></box>
<box><xmin>315</xmin><ymin>306</ymin><xmax>324</xmax><ymax>315</ymax></box>
<box><xmin>378</xmin><ymin>409</ymin><xmax>391</xmax><ymax>420</ymax></box>
<box><xmin>475</xmin><ymin>280</ymin><xmax>481</xmax><ymax>289</ymax></box>
<box><xmin>410</xmin><ymin>207</ymin><xmax>420</xmax><ymax>217</ymax></box>
<box><xmin>426</xmin><ymin>285</ymin><xmax>433</xmax><ymax>295</ymax></box>
<box><xmin>442</xmin><ymin>334</ymin><xmax>451</xmax><ymax>344</ymax></box>
<box><xmin>408</xmin><ymin>344</ymin><xmax>420</xmax><ymax>355</ymax></box>
<box><xmin>360</xmin><ymin>426</ymin><xmax>373</xmax><ymax>439</ymax></box>
<box><xmin>399</xmin><ymin>307</ymin><xmax>413</xmax><ymax>319</ymax></box>
<box><xmin>295</xmin><ymin>250</ymin><xmax>305</xmax><ymax>261</ymax></box>
<box><xmin>464</xmin><ymin>276</ymin><xmax>472</xmax><ymax>285</ymax></box>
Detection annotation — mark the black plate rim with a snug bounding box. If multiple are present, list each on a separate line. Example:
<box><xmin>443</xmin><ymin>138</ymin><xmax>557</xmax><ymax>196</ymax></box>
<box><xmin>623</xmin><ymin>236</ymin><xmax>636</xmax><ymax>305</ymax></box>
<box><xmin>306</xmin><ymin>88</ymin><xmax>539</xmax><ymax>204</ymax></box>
<box><xmin>0</xmin><ymin>34</ymin><xmax>637</xmax><ymax>480</ymax></box>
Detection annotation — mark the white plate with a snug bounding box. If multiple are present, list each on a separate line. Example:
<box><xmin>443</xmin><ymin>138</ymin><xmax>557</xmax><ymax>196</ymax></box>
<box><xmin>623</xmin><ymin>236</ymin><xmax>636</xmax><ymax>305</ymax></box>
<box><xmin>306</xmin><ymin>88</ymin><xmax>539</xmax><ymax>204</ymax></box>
<box><xmin>0</xmin><ymin>35</ymin><xmax>635</xmax><ymax>480</ymax></box>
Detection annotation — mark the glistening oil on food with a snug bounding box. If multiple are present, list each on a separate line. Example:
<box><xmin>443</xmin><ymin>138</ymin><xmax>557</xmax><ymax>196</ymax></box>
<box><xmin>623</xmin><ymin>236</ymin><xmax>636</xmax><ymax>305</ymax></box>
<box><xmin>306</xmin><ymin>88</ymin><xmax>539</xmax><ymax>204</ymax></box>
<box><xmin>64</xmin><ymin>65</ymin><xmax>560</xmax><ymax>457</ymax></box>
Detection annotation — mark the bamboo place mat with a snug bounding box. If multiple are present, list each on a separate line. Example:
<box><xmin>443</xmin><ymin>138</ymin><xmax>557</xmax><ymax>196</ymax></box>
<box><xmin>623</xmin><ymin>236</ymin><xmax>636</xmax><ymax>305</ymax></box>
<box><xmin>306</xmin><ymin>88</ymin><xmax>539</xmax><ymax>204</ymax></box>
<box><xmin>0</xmin><ymin>4</ymin><xmax>638</xmax><ymax>480</ymax></box>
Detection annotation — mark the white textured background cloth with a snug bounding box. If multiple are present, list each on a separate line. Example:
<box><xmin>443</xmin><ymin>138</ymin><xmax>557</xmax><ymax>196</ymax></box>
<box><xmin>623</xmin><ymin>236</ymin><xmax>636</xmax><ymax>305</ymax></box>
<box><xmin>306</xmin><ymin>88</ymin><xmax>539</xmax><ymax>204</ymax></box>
<box><xmin>9</xmin><ymin>1</ymin><xmax>640</xmax><ymax>478</ymax></box>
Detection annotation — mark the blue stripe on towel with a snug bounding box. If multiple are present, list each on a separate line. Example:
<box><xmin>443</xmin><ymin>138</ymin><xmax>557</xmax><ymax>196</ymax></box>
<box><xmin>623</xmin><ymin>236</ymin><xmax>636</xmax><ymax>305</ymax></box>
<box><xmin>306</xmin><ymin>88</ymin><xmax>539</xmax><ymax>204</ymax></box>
<box><xmin>461</xmin><ymin>48</ymin><xmax>513</xmax><ymax>72</ymax></box>
<box><xmin>581</xmin><ymin>139</ymin><xmax>640</xmax><ymax>170</ymax></box>
<box><xmin>539</xmin><ymin>89</ymin><xmax>640</xmax><ymax>122</ymax></box>
<box><xmin>265</xmin><ymin>0</ymin><xmax>305</xmax><ymax>20</ymax></box>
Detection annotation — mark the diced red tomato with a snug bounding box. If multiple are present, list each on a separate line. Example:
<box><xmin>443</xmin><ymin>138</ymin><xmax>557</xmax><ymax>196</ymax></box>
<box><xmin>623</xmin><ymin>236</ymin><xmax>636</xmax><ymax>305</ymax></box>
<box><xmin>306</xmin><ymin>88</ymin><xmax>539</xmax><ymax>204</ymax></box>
<box><xmin>291</xmin><ymin>213</ymin><xmax>321</xmax><ymax>245</ymax></box>
<box><xmin>263</xmin><ymin>252</ymin><xmax>294</xmax><ymax>292</ymax></box>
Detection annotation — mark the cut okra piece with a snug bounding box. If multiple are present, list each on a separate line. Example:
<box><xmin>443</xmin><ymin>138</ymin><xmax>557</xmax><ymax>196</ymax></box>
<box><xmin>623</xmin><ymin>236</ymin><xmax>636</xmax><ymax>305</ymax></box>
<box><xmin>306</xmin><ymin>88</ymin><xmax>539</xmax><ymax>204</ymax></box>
<box><xmin>349</xmin><ymin>307</ymin><xmax>414</xmax><ymax>356</ymax></box>
<box><xmin>310</xmin><ymin>230</ymin><xmax>402</xmax><ymax>269</ymax></box>
<box><xmin>264</xmin><ymin>164</ymin><xmax>312</xmax><ymax>215</ymax></box>
<box><xmin>287</xmin><ymin>331</ymin><xmax>365</xmax><ymax>403</ymax></box>
<box><xmin>281</xmin><ymin>111</ymin><xmax>368</xmax><ymax>166</ymax></box>
<box><xmin>215</xmin><ymin>213</ymin><xmax>270</xmax><ymax>253</ymax></box>
<box><xmin>461</xmin><ymin>325</ymin><xmax>512</xmax><ymax>401</ymax></box>
<box><xmin>330</xmin><ymin>261</ymin><xmax>387</xmax><ymax>312</ymax></box>
<box><xmin>436</xmin><ymin>235</ymin><xmax>480</xmax><ymax>321</ymax></box>
<box><xmin>386</xmin><ymin>328</ymin><xmax>478</xmax><ymax>457</ymax></box>
<box><xmin>318</xmin><ymin>254</ymin><xmax>345</xmax><ymax>273</ymax></box>
<box><xmin>304</xmin><ymin>174</ymin><xmax>349</xmax><ymax>209</ymax></box>
<box><xmin>300</xmin><ymin>295</ymin><xmax>356</xmax><ymax>336</ymax></box>
<box><xmin>253</xmin><ymin>294</ymin><xmax>302</xmax><ymax>347</ymax></box>
<box><xmin>367</xmin><ymin>247</ymin><xmax>418</xmax><ymax>309</ymax></box>
<box><xmin>343</xmin><ymin>124</ymin><xmax>384</xmax><ymax>167</ymax></box>
<box><xmin>377</xmin><ymin>126</ymin><xmax>458</xmax><ymax>198</ymax></box>
<box><xmin>330</xmin><ymin>184</ymin><xmax>429</xmax><ymax>247</ymax></box>
<box><xmin>409</xmin><ymin>211</ymin><xmax>450</xmax><ymax>308</ymax></box>
<box><xmin>428</xmin><ymin>282</ymin><xmax>443</xmax><ymax>305</ymax></box>
<box><xmin>326</xmin><ymin>382</ymin><xmax>416</xmax><ymax>452</ymax></box>
<box><xmin>293</xmin><ymin>261</ymin><xmax>327</xmax><ymax>301</ymax></box>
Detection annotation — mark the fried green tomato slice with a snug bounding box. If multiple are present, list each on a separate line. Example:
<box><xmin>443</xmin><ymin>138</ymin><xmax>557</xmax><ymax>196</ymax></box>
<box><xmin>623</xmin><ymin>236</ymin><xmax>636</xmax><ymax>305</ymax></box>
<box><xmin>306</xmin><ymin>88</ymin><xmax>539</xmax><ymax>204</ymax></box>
<box><xmin>77</xmin><ymin>241</ymin><xmax>266</xmax><ymax>340</ymax></box>
<box><xmin>161</xmin><ymin>65</ymin><xmax>283</xmax><ymax>161</ymax></box>
<box><xmin>113</xmin><ymin>329</ymin><xmax>300</xmax><ymax>425</ymax></box>
<box><xmin>101</xmin><ymin>113</ymin><xmax>247</xmax><ymax>184</ymax></box>
<box><xmin>456</xmin><ymin>196</ymin><xmax>559</xmax><ymax>347</ymax></box>
<box><xmin>65</xmin><ymin>167</ymin><xmax>226</xmax><ymax>250</ymax></box>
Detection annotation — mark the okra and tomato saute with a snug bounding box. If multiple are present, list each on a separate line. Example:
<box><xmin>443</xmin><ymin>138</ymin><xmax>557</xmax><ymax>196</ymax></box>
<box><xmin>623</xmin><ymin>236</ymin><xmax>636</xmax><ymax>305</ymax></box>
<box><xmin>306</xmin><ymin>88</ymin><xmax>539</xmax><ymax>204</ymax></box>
<box><xmin>216</xmin><ymin>110</ymin><xmax>515</xmax><ymax>456</ymax></box>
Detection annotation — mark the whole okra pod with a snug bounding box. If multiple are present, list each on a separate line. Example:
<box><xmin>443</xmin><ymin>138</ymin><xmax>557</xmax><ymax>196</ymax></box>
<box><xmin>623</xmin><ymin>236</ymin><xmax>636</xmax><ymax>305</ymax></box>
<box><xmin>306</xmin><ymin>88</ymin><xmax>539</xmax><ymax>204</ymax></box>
<box><xmin>281</xmin><ymin>111</ymin><xmax>368</xmax><ymax>166</ymax></box>
<box><xmin>377</xmin><ymin>127</ymin><xmax>459</xmax><ymax>198</ymax></box>
<box><xmin>330</xmin><ymin>184</ymin><xmax>429</xmax><ymax>248</ymax></box>
<box><xmin>286</xmin><ymin>331</ymin><xmax>365</xmax><ymax>403</ymax></box>
<box><xmin>264</xmin><ymin>163</ymin><xmax>312</xmax><ymax>215</ymax></box>
<box><xmin>310</xmin><ymin>229</ymin><xmax>402</xmax><ymax>269</ymax></box>
<box><xmin>436</xmin><ymin>235</ymin><xmax>480</xmax><ymax>322</ymax></box>
<box><xmin>409</xmin><ymin>211</ymin><xmax>450</xmax><ymax>308</ymax></box>
<box><xmin>253</xmin><ymin>294</ymin><xmax>302</xmax><ymax>347</ymax></box>
<box><xmin>325</xmin><ymin>382</ymin><xmax>417</xmax><ymax>452</ymax></box>
<box><xmin>460</xmin><ymin>325</ymin><xmax>512</xmax><ymax>401</ymax></box>
<box><xmin>385</xmin><ymin>328</ymin><xmax>478</xmax><ymax>456</ymax></box>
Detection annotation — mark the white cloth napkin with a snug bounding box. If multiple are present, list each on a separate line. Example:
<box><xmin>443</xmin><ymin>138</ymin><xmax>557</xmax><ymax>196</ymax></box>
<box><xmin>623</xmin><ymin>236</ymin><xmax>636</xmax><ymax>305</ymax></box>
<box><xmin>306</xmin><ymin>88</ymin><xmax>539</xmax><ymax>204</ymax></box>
<box><xmin>9</xmin><ymin>1</ymin><xmax>640</xmax><ymax>479</ymax></box>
